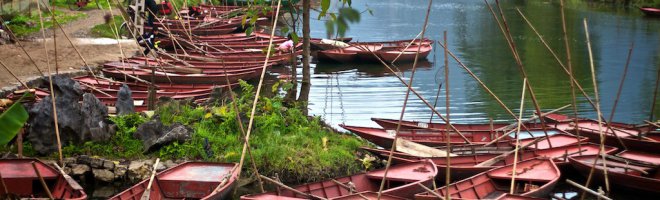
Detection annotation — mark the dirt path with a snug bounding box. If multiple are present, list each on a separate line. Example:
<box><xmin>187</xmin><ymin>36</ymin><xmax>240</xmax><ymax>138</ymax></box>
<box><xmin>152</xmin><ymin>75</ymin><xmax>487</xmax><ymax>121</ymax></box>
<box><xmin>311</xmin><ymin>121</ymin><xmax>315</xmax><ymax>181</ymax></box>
<box><xmin>0</xmin><ymin>8</ymin><xmax>139</xmax><ymax>90</ymax></box>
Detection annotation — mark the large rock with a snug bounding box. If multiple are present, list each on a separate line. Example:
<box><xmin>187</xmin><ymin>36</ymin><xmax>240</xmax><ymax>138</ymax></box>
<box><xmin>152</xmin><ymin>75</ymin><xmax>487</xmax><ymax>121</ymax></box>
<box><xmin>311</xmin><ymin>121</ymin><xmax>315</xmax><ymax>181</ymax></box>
<box><xmin>114</xmin><ymin>164</ymin><xmax>128</xmax><ymax>179</ymax></box>
<box><xmin>27</xmin><ymin>76</ymin><xmax>84</xmax><ymax>154</ymax></box>
<box><xmin>93</xmin><ymin>169</ymin><xmax>115</xmax><ymax>182</ymax></box>
<box><xmin>133</xmin><ymin>119</ymin><xmax>191</xmax><ymax>152</ymax></box>
<box><xmin>116</xmin><ymin>84</ymin><xmax>134</xmax><ymax>115</ymax></box>
<box><xmin>81</xmin><ymin>93</ymin><xmax>113</xmax><ymax>142</ymax></box>
<box><xmin>26</xmin><ymin>76</ymin><xmax>116</xmax><ymax>155</ymax></box>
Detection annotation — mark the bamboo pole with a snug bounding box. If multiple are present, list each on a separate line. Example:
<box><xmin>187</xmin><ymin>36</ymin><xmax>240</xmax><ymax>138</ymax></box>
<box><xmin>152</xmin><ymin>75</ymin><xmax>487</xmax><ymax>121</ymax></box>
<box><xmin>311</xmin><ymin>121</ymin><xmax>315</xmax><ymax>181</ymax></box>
<box><xmin>259</xmin><ymin>175</ymin><xmax>327</xmax><ymax>200</ymax></box>
<box><xmin>581</xmin><ymin>18</ymin><xmax>610</xmax><ymax>198</ymax></box>
<box><xmin>443</xmin><ymin>30</ymin><xmax>451</xmax><ymax>199</ymax></box>
<box><xmin>0</xmin><ymin>168</ymin><xmax>8</xmax><ymax>194</ymax></box>
<box><xmin>567</xmin><ymin>179</ymin><xmax>612</xmax><ymax>200</ymax></box>
<box><xmin>488</xmin><ymin>0</ymin><xmax>553</xmax><ymax>148</ymax></box>
<box><xmin>236</xmin><ymin>0</ymin><xmax>282</xmax><ymax>181</ymax></box>
<box><xmin>606</xmin><ymin>42</ymin><xmax>634</xmax><ymax>131</ymax></box>
<box><xmin>516</xmin><ymin>7</ymin><xmax>635</xmax><ymax>147</ymax></box>
<box><xmin>417</xmin><ymin>182</ymin><xmax>445</xmax><ymax>200</ymax></box>
<box><xmin>359</xmin><ymin>44</ymin><xmax>471</xmax><ymax>144</ymax></box>
<box><xmin>223</xmin><ymin>65</ymin><xmax>265</xmax><ymax>193</ymax></box>
<box><xmin>0</xmin><ymin>16</ymin><xmax>45</xmax><ymax>77</ymax></box>
<box><xmin>52</xmin><ymin>1</ymin><xmax>58</xmax><ymax>75</ymax></box>
<box><xmin>377</xmin><ymin>1</ymin><xmax>433</xmax><ymax>198</ymax></box>
<box><xmin>35</xmin><ymin>0</ymin><xmax>63</xmax><ymax>166</ymax></box>
<box><xmin>481</xmin><ymin>105</ymin><xmax>570</xmax><ymax>147</ymax></box>
<box><xmin>0</xmin><ymin>60</ymin><xmax>30</xmax><ymax>89</ymax></box>
<box><xmin>104</xmin><ymin>0</ymin><xmax>127</xmax><ymax>61</ymax></box>
<box><xmin>650</xmin><ymin>64</ymin><xmax>660</xmax><ymax>122</ymax></box>
<box><xmin>31</xmin><ymin>161</ymin><xmax>54</xmax><ymax>199</ymax></box>
<box><xmin>509</xmin><ymin>78</ymin><xmax>527</xmax><ymax>194</ymax></box>
<box><xmin>558</xmin><ymin>0</ymin><xmax>583</xmax><ymax>155</ymax></box>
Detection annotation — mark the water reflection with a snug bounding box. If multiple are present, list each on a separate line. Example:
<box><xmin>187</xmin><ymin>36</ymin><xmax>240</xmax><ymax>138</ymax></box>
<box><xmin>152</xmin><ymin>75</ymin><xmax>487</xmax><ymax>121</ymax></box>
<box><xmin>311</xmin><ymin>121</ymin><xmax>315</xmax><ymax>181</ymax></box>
<box><xmin>306</xmin><ymin>0</ymin><xmax>660</xmax><ymax>131</ymax></box>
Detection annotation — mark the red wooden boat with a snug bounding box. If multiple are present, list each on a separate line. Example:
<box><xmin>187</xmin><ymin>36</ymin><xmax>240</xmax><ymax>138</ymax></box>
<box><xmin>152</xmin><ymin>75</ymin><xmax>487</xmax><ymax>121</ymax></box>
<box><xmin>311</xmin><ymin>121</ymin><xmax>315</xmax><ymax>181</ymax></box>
<box><xmin>543</xmin><ymin>113</ymin><xmax>650</xmax><ymax>130</ymax></box>
<box><xmin>101</xmin><ymin>68</ymin><xmax>260</xmax><ymax>84</ymax></box>
<box><xmin>370</xmin><ymin>142</ymin><xmax>615</xmax><ymax>181</ymax></box>
<box><xmin>569</xmin><ymin>155</ymin><xmax>660</xmax><ymax>193</ymax></box>
<box><xmin>640</xmin><ymin>7</ymin><xmax>660</xmax><ymax>17</ymax></box>
<box><xmin>415</xmin><ymin>158</ymin><xmax>560</xmax><ymax>200</ymax></box>
<box><xmin>317</xmin><ymin>48</ymin><xmax>358</xmax><ymax>63</ymax></box>
<box><xmin>0</xmin><ymin>159</ymin><xmax>87</xmax><ymax>199</ymax></box>
<box><xmin>371</xmin><ymin>117</ymin><xmax>541</xmax><ymax>131</ymax></box>
<box><xmin>344</xmin><ymin>44</ymin><xmax>384</xmax><ymax>62</ymax></box>
<box><xmin>103</xmin><ymin>61</ymin><xmax>265</xmax><ymax>75</ymax></box>
<box><xmin>109</xmin><ymin>162</ymin><xmax>239</xmax><ymax>200</ymax></box>
<box><xmin>145</xmin><ymin>26</ymin><xmax>238</xmax><ymax>36</ymax></box>
<box><xmin>549</xmin><ymin>120</ymin><xmax>660</xmax><ymax>152</ymax></box>
<box><xmin>616</xmin><ymin>150</ymin><xmax>660</xmax><ymax>165</ymax></box>
<box><xmin>331</xmin><ymin>192</ymin><xmax>406</xmax><ymax>200</ymax></box>
<box><xmin>74</xmin><ymin>76</ymin><xmax>224</xmax><ymax>91</ymax></box>
<box><xmin>377</xmin><ymin>44</ymin><xmax>432</xmax><ymax>63</ymax></box>
<box><xmin>340</xmin><ymin>124</ymin><xmax>577</xmax><ymax>149</ymax></box>
<box><xmin>241</xmin><ymin>160</ymin><xmax>437</xmax><ymax>199</ymax></box>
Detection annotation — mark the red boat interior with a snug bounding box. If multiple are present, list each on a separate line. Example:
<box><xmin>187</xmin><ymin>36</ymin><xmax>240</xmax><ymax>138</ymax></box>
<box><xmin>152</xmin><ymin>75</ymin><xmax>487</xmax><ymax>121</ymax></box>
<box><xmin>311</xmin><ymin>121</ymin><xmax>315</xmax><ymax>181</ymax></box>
<box><xmin>572</xmin><ymin>155</ymin><xmax>660</xmax><ymax>179</ymax></box>
<box><xmin>110</xmin><ymin>162</ymin><xmax>236</xmax><ymax>200</ymax></box>
<box><xmin>242</xmin><ymin>161</ymin><xmax>436</xmax><ymax>199</ymax></box>
<box><xmin>0</xmin><ymin>159</ymin><xmax>86</xmax><ymax>199</ymax></box>
<box><xmin>417</xmin><ymin>158</ymin><xmax>558</xmax><ymax>200</ymax></box>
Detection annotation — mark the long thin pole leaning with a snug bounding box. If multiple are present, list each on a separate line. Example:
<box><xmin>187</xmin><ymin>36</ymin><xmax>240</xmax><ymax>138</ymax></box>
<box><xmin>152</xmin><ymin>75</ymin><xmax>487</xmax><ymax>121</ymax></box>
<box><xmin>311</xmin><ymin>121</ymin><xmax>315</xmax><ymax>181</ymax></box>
<box><xmin>443</xmin><ymin>30</ymin><xmax>452</xmax><ymax>199</ymax></box>
<box><xmin>489</xmin><ymin>0</ymin><xmax>553</xmax><ymax>148</ymax></box>
<box><xmin>509</xmin><ymin>78</ymin><xmax>527</xmax><ymax>194</ymax></box>
<box><xmin>558</xmin><ymin>0</ymin><xmax>583</xmax><ymax>155</ymax></box>
<box><xmin>236</xmin><ymin>0</ymin><xmax>282</xmax><ymax>180</ymax></box>
<box><xmin>0</xmin><ymin>16</ymin><xmax>44</xmax><ymax>77</ymax></box>
<box><xmin>606</xmin><ymin>43</ymin><xmax>634</xmax><ymax>131</ymax></box>
<box><xmin>580</xmin><ymin>18</ymin><xmax>610</xmax><ymax>198</ymax></box>
<box><xmin>377</xmin><ymin>0</ymin><xmax>433</xmax><ymax>199</ymax></box>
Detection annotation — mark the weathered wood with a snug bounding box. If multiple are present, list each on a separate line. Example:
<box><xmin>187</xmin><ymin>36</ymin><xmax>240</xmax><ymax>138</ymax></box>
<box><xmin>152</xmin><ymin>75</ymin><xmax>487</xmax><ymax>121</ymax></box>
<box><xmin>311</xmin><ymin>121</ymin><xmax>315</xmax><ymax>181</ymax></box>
<box><xmin>417</xmin><ymin>183</ymin><xmax>445</xmax><ymax>200</ymax></box>
<box><xmin>31</xmin><ymin>161</ymin><xmax>54</xmax><ymax>199</ymax></box>
<box><xmin>396</xmin><ymin>138</ymin><xmax>456</xmax><ymax>158</ymax></box>
<box><xmin>475</xmin><ymin>135</ymin><xmax>546</xmax><ymax>167</ymax></box>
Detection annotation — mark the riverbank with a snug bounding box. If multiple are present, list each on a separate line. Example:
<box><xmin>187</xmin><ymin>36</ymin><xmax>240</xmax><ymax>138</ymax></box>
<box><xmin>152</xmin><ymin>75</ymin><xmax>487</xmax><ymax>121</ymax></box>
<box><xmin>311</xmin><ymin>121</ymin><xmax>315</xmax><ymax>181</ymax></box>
<box><xmin>1</xmin><ymin>78</ymin><xmax>376</xmax><ymax>197</ymax></box>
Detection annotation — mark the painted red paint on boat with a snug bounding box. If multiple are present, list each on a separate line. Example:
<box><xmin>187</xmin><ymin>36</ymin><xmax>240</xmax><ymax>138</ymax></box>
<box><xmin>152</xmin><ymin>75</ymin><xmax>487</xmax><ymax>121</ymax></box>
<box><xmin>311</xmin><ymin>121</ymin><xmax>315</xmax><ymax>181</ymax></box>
<box><xmin>109</xmin><ymin>162</ymin><xmax>239</xmax><ymax>200</ymax></box>
<box><xmin>241</xmin><ymin>160</ymin><xmax>437</xmax><ymax>199</ymax></box>
<box><xmin>569</xmin><ymin>155</ymin><xmax>660</xmax><ymax>193</ymax></box>
<box><xmin>0</xmin><ymin>159</ymin><xmax>87</xmax><ymax>199</ymax></box>
<box><xmin>415</xmin><ymin>158</ymin><xmax>560</xmax><ymax>200</ymax></box>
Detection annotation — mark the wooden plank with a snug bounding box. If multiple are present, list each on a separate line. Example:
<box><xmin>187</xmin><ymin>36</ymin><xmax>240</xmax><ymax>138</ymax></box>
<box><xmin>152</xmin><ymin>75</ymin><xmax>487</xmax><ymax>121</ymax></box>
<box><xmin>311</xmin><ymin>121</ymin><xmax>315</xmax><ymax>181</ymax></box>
<box><xmin>395</xmin><ymin>138</ymin><xmax>456</xmax><ymax>157</ymax></box>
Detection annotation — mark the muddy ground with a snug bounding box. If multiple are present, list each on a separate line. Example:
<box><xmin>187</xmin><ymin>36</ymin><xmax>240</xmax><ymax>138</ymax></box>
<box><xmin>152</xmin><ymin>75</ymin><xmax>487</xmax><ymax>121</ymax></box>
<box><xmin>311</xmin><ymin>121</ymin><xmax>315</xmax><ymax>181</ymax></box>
<box><xmin>0</xmin><ymin>8</ymin><xmax>139</xmax><ymax>90</ymax></box>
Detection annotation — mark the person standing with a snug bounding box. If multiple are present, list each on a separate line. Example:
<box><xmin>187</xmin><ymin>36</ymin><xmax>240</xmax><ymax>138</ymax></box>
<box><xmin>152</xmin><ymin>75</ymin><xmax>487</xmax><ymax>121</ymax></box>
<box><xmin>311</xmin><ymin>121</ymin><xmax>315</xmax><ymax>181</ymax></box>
<box><xmin>145</xmin><ymin>0</ymin><xmax>158</xmax><ymax>27</ymax></box>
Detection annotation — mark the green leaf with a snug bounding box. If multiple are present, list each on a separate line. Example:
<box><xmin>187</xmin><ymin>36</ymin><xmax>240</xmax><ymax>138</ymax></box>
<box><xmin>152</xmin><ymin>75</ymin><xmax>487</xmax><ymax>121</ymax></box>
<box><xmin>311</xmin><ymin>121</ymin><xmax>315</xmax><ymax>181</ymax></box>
<box><xmin>329</xmin><ymin>13</ymin><xmax>337</xmax><ymax>21</ymax></box>
<box><xmin>245</xmin><ymin>26</ymin><xmax>254</xmax><ymax>37</ymax></box>
<box><xmin>318</xmin><ymin>0</ymin><xmax>331</xmax><ymax>19</ymax></box>
<box><xmin>325</xmin><ymin>20</ymin><xmax>335</xmax><ymax>38</ymax></box>
<box><xmin>291</xmin><ymin>32</ymin><xmax>299</xmax><ymax>44</ymax></box>
<box><xmin>0</xmin><ymin>93</ymin><xmax>30</xmax><ymax>145</ymax></box>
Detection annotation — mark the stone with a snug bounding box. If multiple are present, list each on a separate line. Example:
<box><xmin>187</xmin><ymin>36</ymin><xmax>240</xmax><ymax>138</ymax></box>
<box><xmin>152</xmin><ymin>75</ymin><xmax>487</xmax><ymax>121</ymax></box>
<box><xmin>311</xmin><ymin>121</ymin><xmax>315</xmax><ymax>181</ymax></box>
<box><xmin>77</xmin><ymin>155</ymin><xmax>92</xmax><ymax>165</ymax></box>
<box><xmin>116</xmin><ymin>84</ymin><xmax>134</xmax><ymax>115</ymax></box>
<box><xmin>114</xmin><ymin>164</ymin><xmax>128</xmax><ymax>179</ymax></box>
<box><xmin>63</xmin><ymin>157</ymin><xmax>77</xmax><ymax>166</ymax></box>
<box><xmin>133</xmin><ymin>120</ymin><xmax>191</xmax><ymax>152</ymax></box>
<box><xmin>162</xmin><ymin>159</ymin><xmax>177</xmax><ymax>169</ymax></box>
<box><xmin>90</xmin><ymin>157</ymin><xmax>104</xmax><ymax>168</ymax></box>
<box><xmin>27</xmin><ymin>76</ymin><xmax>84</xmax><ymax>155</ymax></box>
<box><xmin>93</xmin><ymin>169</ymin><xmax>115</xmax><ymax>182</ymax></box>
<box><xmin>102</xmin><ymin>159</ymin><xmax>115</xmax><ymax>170</ymax></box>
<box><xmin>91</xmin><ymin>185</ymin><xmax>117</xmax><ymax>198</ymax></box>
<box><xmin>71</xmin><ymin>164</ymin><xmax>91</xmax><ymax>176</ymax></box>
<box><xmin>81</xmin><ymin>93</ymin><xmax>114</xmax><ymax>142</ymax></box>
<box><xmin>156</xmin><ymin>161</ymin><xmax>166</xmax><ymax>171</ymax></box>
<box><xmin>127</xmin><ymin>160</ymin><xmax>153</xmax><ymax>181</ymax></box>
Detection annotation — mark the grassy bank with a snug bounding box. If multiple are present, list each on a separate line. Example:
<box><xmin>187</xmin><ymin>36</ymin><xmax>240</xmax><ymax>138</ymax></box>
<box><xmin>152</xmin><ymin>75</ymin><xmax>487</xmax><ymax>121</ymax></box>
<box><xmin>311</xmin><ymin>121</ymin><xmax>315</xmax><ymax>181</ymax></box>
<box><xmin>6</xmin><ymin>10</ymin><xmax>86</xmax><ymax>37</ymax></box>
<box><xmin>13</xmin><ymin>80</ymin><xmax>370</xmax><ymax>183</ymax></box>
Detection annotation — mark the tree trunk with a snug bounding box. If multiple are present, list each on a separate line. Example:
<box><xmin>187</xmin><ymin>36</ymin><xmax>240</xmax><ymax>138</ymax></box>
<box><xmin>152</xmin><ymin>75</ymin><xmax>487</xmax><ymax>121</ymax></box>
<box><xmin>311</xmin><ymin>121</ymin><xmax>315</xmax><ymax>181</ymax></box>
<box><xmin>298</xmin><ymin>0</ymin><xmax>311</xmax><ymax>115</ymax></box>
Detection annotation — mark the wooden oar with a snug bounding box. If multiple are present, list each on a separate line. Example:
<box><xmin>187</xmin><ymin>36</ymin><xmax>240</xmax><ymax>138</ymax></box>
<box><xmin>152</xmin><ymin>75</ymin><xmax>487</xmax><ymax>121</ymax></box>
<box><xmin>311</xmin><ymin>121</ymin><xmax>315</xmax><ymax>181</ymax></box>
<box><xmin>211</xmin><ymin>164</ymin><xmax>239</xmax><ymax>193</ymax></box>
<box><xmin>259</xmin><ymin>175</ymin><xmax>327</xmax><ymax>200</ymax></box>
<box><xmin>416</xmin><ymin>182</ymin><xmax>445</xmax><ymax>200</ymax></box>
<box><xmin>396</xmin><ymin>138</ymin><xmax>456</xmax><ymax>157</ymax></box>
<box><xmin>141</xmin><ymin>158</ymin><xmax>160</xmax><ymax>200</ymax></box>
<box><xmin>566</xmin><ymin>179</ymin><xmax>612</xmax><ymax>200</ymax></box>
<box><xmin>31</xmin><ymin>161</ymin><xmax>53</xmax><ymax>199</ymax></box>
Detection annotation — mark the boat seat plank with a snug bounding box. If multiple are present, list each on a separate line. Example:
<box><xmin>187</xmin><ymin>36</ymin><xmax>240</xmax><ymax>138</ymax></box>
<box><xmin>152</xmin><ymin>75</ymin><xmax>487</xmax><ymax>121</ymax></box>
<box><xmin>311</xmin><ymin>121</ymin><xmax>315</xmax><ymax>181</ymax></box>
<box><xmin>158</xmin><ymin>163</ymin><xmax>232</xmax><ymax>182</ymax></box>
<box><xmin>488</xmin><ymin>160</ymin><xmax>557</xmax><ymax>182</ymax></box>
<box><xmin>366</xmin><ymin>163</ymin><xmax>435</xmax><ymax>182</ymax></box>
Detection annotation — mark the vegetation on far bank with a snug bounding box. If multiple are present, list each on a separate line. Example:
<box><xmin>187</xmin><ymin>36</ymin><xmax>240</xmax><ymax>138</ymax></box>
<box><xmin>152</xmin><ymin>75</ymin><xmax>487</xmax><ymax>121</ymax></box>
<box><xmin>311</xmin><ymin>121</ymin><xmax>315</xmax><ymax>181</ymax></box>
<box><xmin>5</xmin><ymin>80</ymin><xmax>370</xmax><ymax>183</ymax></box>
<box><xmin>5</xmin><ymin>10</ymin><xmax>86</xmax><ymax>37</ymax></box>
